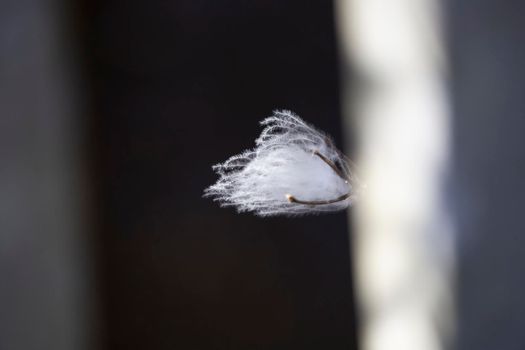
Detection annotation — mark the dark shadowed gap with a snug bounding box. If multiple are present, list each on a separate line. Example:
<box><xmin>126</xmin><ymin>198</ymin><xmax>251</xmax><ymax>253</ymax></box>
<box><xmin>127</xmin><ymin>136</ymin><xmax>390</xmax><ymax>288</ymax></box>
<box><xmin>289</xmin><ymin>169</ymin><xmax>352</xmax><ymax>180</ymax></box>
<box><xmin>78</xmin><ymin>1</ymin><xmax>358</xmax><ymax>349</ymax></box>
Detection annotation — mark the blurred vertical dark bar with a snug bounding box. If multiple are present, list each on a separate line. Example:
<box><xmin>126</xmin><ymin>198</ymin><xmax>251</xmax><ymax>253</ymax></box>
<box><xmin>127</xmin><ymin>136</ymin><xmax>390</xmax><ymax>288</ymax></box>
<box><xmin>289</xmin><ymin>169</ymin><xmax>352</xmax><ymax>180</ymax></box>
<box><xmin>449</xmin><ymin>1</ymin><xmax>525</xmax><ymax>349</ymax></box>
<box><xmin>81</xmin><ymin>1</ymin><xmax>357</xmax><ymax>349</ymax></box>
<box><xmin>0</xmin><ymin>0</ymin><xmax>96</xmax><ymax>349</ymax></box>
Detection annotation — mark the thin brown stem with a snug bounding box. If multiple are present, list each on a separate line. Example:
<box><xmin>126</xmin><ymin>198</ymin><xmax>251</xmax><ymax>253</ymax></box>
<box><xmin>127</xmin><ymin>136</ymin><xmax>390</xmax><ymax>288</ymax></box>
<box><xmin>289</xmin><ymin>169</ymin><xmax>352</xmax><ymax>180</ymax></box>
<box><xmin>284</xmin><ymin>149</ymin><xmax>352</xmax><ymax>206</ymax></box>
<box><xmin>313</xmin><ymin>151</ymin><xmax>349</xmax><ymax>183</ymax></box>
<box><xmin>286</xmin><ymin>193</ymin><xmax>351</xmax><ymax>205</ymax></box>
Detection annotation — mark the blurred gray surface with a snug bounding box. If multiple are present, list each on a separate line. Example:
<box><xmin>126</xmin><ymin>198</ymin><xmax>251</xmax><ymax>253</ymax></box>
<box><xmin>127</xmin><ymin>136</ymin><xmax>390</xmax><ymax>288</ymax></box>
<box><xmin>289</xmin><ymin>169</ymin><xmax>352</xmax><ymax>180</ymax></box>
<box><xmin>0</xmin><ymin>1</ymin><xmax>95</xmax><ymax>349</ymax></box>
<box><xmin>449</xmin><ymin>1</ymin><xmax>525</xmax><ymax>349</ymax></box>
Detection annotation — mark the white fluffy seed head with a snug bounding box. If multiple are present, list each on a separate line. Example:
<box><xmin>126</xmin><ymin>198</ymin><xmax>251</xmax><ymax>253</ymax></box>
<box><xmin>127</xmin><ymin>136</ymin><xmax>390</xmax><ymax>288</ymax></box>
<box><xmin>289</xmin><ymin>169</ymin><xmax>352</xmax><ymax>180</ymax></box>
<box><xmin>204</xmin><ymin>110</ymin><xmax>360</xmax><ymax>217</ymax></box>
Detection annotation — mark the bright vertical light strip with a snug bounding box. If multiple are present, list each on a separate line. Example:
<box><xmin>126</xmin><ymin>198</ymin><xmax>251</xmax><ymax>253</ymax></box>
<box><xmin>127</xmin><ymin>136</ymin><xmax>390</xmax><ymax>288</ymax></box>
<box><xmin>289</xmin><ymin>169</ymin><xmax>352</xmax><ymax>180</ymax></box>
<box><xmin>335</xmin><ymin>1</ymin><xmax>455</xmax><ymax>350</ymax></box>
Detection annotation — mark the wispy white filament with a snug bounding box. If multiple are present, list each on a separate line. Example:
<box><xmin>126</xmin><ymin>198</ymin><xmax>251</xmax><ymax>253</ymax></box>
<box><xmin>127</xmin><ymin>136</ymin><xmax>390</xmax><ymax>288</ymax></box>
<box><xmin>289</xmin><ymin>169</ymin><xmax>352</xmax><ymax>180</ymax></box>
<box><xmin>204</xmin><ymin>110</ymin><xmax>359</xmax><ymax>217</ymax></box>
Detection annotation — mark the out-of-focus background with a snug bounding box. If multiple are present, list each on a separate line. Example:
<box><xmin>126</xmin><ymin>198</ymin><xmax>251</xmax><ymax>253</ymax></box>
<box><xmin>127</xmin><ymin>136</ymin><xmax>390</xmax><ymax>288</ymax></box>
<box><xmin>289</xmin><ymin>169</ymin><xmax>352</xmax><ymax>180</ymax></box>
<box><xmin>1</xmin><ymin>1</ymin><xmax>524</xmax><ymax>350</ymax></box>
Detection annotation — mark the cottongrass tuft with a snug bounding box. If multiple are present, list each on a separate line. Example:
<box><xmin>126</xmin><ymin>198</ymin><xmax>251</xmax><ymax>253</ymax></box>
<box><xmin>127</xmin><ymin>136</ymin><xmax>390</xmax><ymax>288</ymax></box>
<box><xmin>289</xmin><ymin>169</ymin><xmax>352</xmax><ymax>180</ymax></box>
<box><xmin>204</xmin><ymin>110</ymin><xmax>360</xmax><ymax>217</ymax></box>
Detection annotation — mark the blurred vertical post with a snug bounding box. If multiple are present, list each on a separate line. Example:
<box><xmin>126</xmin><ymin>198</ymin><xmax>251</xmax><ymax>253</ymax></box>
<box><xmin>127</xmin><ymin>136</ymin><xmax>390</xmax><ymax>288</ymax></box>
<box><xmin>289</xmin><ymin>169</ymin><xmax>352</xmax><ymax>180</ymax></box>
<box><xmin>0</xmin><ymin>1</ymin><xmax>96</xmax><ymax>350</ymax></box>
<box><xmin>335</xmin><ymin>1</ymin><xmax>455</xmax><ymax>350</ymax></box>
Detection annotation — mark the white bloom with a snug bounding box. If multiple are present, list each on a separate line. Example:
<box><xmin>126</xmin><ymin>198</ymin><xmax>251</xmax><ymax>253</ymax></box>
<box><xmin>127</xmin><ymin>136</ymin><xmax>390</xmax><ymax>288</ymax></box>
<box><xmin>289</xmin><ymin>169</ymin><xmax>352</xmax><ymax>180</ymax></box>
<box><xmin>204</xmin><ymin>110</ymin><xmax>360</xmax><ymax>217</ymax></box>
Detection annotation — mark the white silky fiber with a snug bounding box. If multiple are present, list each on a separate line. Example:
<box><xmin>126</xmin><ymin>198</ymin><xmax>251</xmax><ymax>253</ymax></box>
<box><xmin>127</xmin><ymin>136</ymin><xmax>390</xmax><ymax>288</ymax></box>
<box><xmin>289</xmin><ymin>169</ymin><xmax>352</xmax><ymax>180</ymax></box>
<box><xmin>204</xmin><ymin>110</ymin><xmax>359</xmax><ymax>217</ymax></box>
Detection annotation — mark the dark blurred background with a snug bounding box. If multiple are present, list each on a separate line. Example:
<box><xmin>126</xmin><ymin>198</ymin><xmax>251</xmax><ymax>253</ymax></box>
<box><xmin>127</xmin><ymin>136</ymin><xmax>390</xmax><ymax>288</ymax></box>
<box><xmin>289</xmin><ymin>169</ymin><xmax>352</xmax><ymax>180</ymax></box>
<box><xmin>1</xmin><ymin>1</ymin><xmax>357</xmax><ymax>350</ymax></box>
<box><xmin>83</xmin><ymin>1</ymin><xmax>356</xmax><ymax>349</ymax></box>
<box><xmin>3</xmin><ymin>0</ymin><xmax>525</xmax><ymax>349</ymax></box>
